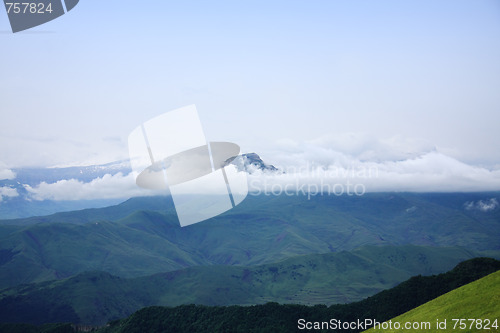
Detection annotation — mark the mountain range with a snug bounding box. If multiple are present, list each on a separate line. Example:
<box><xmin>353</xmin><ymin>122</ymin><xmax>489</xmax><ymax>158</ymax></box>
<box><xmin>0</xmin><ymin>159</ymin><xmax>499</xmax><ymax>329</ymax></box>
<box><xmin>0</xmin><ymin>153</ymin><xmax>278</xmax><ymax>219</ymax></box>
<box><xmin>0</xmin><ymin>193</ymin><xmax>499</xmax><ymax>291</ymax></box>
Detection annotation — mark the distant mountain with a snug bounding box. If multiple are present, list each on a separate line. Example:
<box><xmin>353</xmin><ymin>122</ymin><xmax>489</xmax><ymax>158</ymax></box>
<box><xmin>2</xmin><ymin>153</ymin><xmax>275</xmax><ymax>189</ymax></box>
<box><xmin>0</xmin><ymin>153</ymin><xmax>277</xmax><ymax>219</ymax></box>
<box><xmin>232</xmin><ymin>153</ymin><xmax>279</xmax><ymax>173</ymax></box>
<box><xmin>10</xmin><ymin>161</ymin><xmax>132</xmax><ymax>186</ymax></box>
<box><xmin>0</xmin><ymin>193</ymin><xmax>499</xmax><ymax>289</ymax></box>
<box><xmin>0</xmin><ymin>196</ymin><xmax>176</xmax><ymax>226</ymax></box>
<box><xmin>0</xmin><ymin>160</ymin><xmax>132</xmax><ymax>219</ymax></box>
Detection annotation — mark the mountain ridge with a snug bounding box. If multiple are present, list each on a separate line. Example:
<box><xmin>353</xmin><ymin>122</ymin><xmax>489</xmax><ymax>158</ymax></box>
<box><xmin>0</xmin><ymin>193</ymin><xmax>499</xmax><ymax>289</ymax></box>
<box><xmin>0</xmin><ymin>153</ymin><xmax>277</xmax><ymax>219</ymax></box>
<box><xmin>0</xmin><ymin>247</ymin><xmax>496</xmax><ymax>326</ymax></box>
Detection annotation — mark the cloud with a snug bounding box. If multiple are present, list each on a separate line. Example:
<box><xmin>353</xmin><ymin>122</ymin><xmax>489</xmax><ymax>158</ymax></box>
<box><xmin>306</xmin><ymin>133</ymin><xmax>436</xmax><ymax>162</ymax></box>
<box><xmin>0</xmin><ymin>163</ymin><xmax>16</xmax><ymax>180</ymax></box>
<box><xmin>0</xmin><ymin>186</ymin><xmax>19</xmax><ymax>202</ymax></box>
<box><xmin>249</xmin><ymin>136</ymin><xmax>500</xmax><ymax>194</ymax></box>
<box><xmin>25</xmin><ymin>172</ymin><xmax>162</xmax><ymax>201</ymax></box>
<box><xmin>464</xmin><ymin>198</ymin><xmax>499</xmax><ymax>212</ymax></box>
<box><xmin>16</xmin><ymin>133</ymin><xmax>500</xmax><ymax>202</ymax></box>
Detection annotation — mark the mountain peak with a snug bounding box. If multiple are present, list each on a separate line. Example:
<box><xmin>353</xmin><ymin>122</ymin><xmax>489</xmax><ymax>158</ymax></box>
<box><xmin>231</xmin><ymin>153</ymin><xmax>279</xmax><ymax>173</ymax></box>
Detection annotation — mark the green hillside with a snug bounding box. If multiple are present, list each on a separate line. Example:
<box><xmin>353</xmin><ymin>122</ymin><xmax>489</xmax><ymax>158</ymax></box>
<box><xmin>365</xmin><ymin>270</ymin><xmax>500</xmax><ymax>333</ymax></box>
<box><xmin>0</xmin><ymin>247</ymin><xmax>496</xmax><ymax>326</ymax></box>
<box><xmin>90</xmin><ymin>257</ymin><xmax>499</xmax><ymax>333</ymax></box>
<box><xmin>0</xmin><ymin>193</ymin><xmax>499</xmax><ymax>289</ymax></box>
<box><xmin>0</xmin><ymin>196</ymin><xmax>176</xmax><ymax>226</ymax></box>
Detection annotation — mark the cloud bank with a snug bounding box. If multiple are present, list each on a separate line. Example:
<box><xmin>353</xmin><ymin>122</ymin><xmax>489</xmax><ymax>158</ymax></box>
<box><xmin>252</xmin><ymin>135</ymin><xmax>500</xmax><ymax>194</ymax></box>
<box><xmin>17</xmin><ymin>134</ymin><xmax>500</xmax><ymax>201</ymax></box>
<box><xmin>25</xmin><ymin>172</ymin><xmax>160</xmax><ymax>201</ymax></box>
<box><xmin>0</xmin><ymin>163</ymin><xmax>16</xmax><ymax>180</ymax></box>
<box><xmin>0</xmin><ymin>186</ymin><xmax>19</xmax><ymax>202</ymax></box>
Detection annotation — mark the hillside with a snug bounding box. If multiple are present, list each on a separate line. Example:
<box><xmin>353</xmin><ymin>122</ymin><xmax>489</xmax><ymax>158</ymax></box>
<box><xmin>0</xmin><ymin>193</ymin><xmax>499</xmax><ymax>289</ymax></box>
<box><xmin>364</xmin><ymin>269</ymin><xmax>500</xmax><ymax>333</ymax></box>
<box><xmin>81</xmin><ymin>257</ymin><xmax>498</xmax><ymax>332</ymax></box>
<box><xmin>0</xmin><ymin>246</ymin><xmax>491</xmax><ymax>326</ymax></box>
<box><xmin>0</xmin><ymin>196</ymin><xmax>176</xmax><ymax>226</ymax></box>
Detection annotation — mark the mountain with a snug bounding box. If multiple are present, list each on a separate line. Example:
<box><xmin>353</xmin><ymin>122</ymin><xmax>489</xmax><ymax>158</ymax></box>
<box><xmin>0</xmin><ymin>249</ymin><xmax>497</xmax><ymax>327</ymax></box>
<box><xmin>364</xmin><ymin>267</ymin><xmax>500</xmax><ymax>333</ymax></box>
<box><xmin>232</xmin><ymin>153</ymin><xmax>279</xmax><ymax>173</ymax></box>
<box><xmin>0</xmin><ymin>196</ymin><xmax>176</xmax><ymax>226</ymax></box>
<box><xmin>0</xmin><ymin>193</ymin><xmax>499</xmax><ymax>289</ymax></box>
<box><xmin>0</xmin><ymin>153</ymin><xmax>276</xmax><ymax>219</ymax></box>
<box><xmin>10</xmin><ymin>161</ymin><xmax>132</xmax><ymax>186</ymax></box>
<box><xmin>0</xmin><ymin>160</ymin><xmax>131</xmax><ymax>219</ymax></box>
<box><xmin>4</xmin><ymin>153</ymin><xmax>275</xmax><ymax>188</ymax></box>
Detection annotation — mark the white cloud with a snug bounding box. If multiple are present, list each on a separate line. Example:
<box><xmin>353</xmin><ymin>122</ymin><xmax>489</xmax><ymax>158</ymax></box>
<box><xmin>14</xmin><ymin>133</ymin><xmax>500</xmax><ymax>202</ymax></box>
<box><xmin>18</xmin><ymin>150</ymin><xmax>500</xmax><ymax>202</ymax></box>
<box><xmin>0</xmin><ymin>162</ymin><xmax>16</xmax><ymax>180</ymax></box>
<box><xmin>25</xmin><ymin>172</ymin><xmax>162</xmax><ymax>201</ymax></box>
<box><xmin>307</xmin><ymin>133</ymin><xmax>436</xmax><ymax>162</ymax></box>
<box><xmin>0</xmin><ymin>186</ymin><xmax>19</xmax><ymax>202</ymax></box>
<box><xmin>478</xmin><ymin>199</ymin><xmax>499</xmax><ymax>211</ymax></box>
<box><xmin>249</xmin><ymin>136</ymin><xmax>500</xmax><ymax>194</ymax></box>
<box><xmin>464</xmin><ymin>198</ymin><xmax>499</xmax><ymax>212</ymax></box>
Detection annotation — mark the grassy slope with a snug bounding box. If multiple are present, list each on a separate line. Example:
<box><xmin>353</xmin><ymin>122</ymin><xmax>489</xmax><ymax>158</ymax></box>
<box><xmin>365</xmin><ymin>270</ymin><xmax>500</xmax><ymax>333</ymax></box>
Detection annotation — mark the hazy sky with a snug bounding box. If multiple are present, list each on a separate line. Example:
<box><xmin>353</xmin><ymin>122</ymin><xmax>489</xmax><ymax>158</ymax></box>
<box><xmin>1</xmin><ymin>0</ymin><xmax>500</xmax><ymax>174</ymax></box>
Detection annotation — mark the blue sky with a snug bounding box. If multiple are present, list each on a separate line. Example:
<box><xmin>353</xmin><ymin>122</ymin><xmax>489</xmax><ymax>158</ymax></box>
<box><xmin>1</xmin><ymin>0</ymin><xmax>500</xmax><ymax>177</ymax></box>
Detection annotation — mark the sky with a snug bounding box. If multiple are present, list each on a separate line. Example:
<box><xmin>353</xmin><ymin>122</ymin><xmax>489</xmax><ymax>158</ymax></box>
<box><xmin>1</xmin><ymin>0</ymin><xmax>500</xmax><ymax>196</ymax></box>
